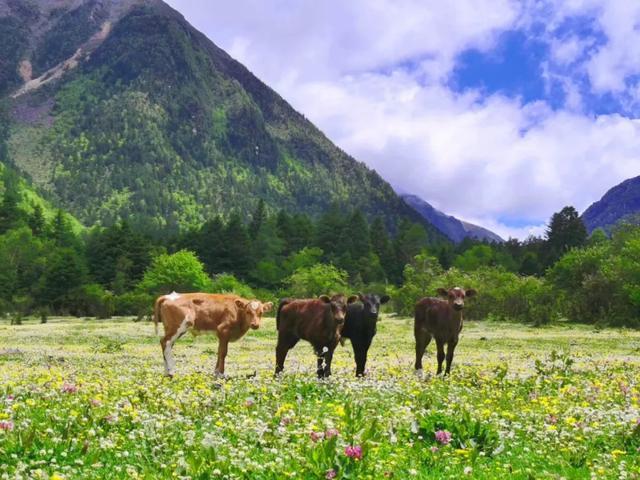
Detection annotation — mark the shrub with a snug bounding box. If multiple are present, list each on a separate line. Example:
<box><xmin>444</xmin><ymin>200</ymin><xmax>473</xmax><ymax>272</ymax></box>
<box><xmin>286</xmin><ymin>263</ymin><xmax>348</xmax><ymax>298</ymax></box>
<box><xmin>210</xmin><ymin>273</ymin><xmax>255</xmax><ymax>298</ymax></box>
<box><xmin>137</xmin><ymin>250</ymin><xmax>213</xmax><ymax>296</ymax></box>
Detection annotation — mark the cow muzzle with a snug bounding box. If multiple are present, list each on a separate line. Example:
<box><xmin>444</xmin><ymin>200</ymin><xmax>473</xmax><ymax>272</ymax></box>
<box><xmin>453</xmin><ymin>303</ymin><xmax>464</xmax><ymax>311</ymax></box>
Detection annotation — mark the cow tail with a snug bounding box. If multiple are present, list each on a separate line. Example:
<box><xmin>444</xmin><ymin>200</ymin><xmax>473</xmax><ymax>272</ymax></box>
<box><xmin>276</xmin><ymin>299</ymin><xmax>290</xmax><ymax>330</ymax></box>
<box><xmin>153</xmin><ymin>296</ymin><xmax>166</xmax><ymax>335</ymax></box>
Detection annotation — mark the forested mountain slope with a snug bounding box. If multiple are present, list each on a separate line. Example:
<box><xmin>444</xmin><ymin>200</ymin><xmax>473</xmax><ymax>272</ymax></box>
<box><xmin>582</xmin><ymin>176</ymin><xmax>640</xmax><ymax>233</ymax></box>
<box><xmin>0</xmin><ymin>0</ymin><xmax>444</xmax><ymax>240</ymax></box>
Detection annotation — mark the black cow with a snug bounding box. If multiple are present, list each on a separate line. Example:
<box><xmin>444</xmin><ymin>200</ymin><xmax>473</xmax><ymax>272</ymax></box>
<box><xmin>338</xmin><ymin>293</ymin><xmax>390</xmax><ymax>376</ymax></box>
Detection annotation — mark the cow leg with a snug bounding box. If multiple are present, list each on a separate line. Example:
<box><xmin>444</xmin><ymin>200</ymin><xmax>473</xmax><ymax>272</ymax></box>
<box><xmin>160</xmin><ymin>315</ymin><xmax>192</xmax><ymax>377</ymax></box>
<box><xmin>352</xmin><ymin>339</ymin><xmax>371</xmax><ymax>377</ymax></box>
<box><xmin>317</xmin><ymin>346</ymin><xmax>335</xmax><ymax>378</ymax></box>
<box><xmin>414</xmin><ymin>331</ymin><xmax>431</xmax><ymax>372</ymax></box>
<box><xmin>435</xmin><ymin>339</ymin><xmax>446</xmax><ymax>376</ymax></box>
<box><xmin>275</xmin><ymin>334</ymin><xmax>298</xmax><ymax>376</ymax></box>
<box><xmin>215</xmin><ymin>337</ymin><xmax>229</xmax><ymax>377</ymax></box>
<box><xmin>445</xmin><ymin>338</ymin><xmax>458</xmax><ymax>375</ymax></box>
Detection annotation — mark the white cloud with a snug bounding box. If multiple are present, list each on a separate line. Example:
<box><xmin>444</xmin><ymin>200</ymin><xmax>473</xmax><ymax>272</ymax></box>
<box><xmin>166</xmin><ymin>0</ymin><xmax>640</xmax><ymax>239</ymax></box>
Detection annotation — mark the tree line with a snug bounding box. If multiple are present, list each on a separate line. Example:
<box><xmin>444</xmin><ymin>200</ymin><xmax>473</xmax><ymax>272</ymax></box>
<box><xmin>1</xmin><ymin>176</ymin><xmax>638</xmax><ymax>328</ymax></box>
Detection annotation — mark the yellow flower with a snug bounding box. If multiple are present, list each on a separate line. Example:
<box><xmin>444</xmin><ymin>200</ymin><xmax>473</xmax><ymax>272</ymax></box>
<box><xmin>50</xmin><ymin>474</ymin><xmax>65</xmax><ymax>480</ymax></box>
<box><xmin>334</xmin><ymin>405</ymin><xmax>345</xmax><ymax>417</ymax></box>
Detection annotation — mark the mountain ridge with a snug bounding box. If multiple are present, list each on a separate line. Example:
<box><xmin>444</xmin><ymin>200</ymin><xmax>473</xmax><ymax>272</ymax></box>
<box><xmin>582</xmin><ymin>175</ymin><xmax>640</xmax><ymax>233</ymax></box>
<box><xmin>1</xmin><ymin>0</ymin><xmax>446</xmax><ymax>241</ymax></box>
<box><xmin>401</xmin><ymin>193</ymin><xmax>503</xmax><ymax>243</ymax></box>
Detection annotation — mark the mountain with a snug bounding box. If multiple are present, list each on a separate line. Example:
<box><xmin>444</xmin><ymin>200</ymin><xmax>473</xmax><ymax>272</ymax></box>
<box><xmin>401</xmin><ymin>194</ymin><xmax>503</xmax><ymax>243</ymax></box>
<box><xmin>0</xmin><ymin>0</ymin><xmax>444</xmax><ymax>240</ymax></box>
<box><xmin>582</xmin><ymin>176</ymin><xmax>640</xmax><ymax>233</ymax></box>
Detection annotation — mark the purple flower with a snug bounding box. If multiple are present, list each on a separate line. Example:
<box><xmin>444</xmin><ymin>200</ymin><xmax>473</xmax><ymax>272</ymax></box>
<box><xmin>344</xmin><ymin>445</ymin><xmax>363</xmax><ymax>460</ymax></box>
<box><xmin>0</xmin><ymin>420</ymin><xmax>14</xmax><ymax>431</ymax></box>
<box><xmin>325</xmin><ymin>428</ymin><xmax>339</xmax><ymax>439</ymax></box>
<box><xmin>434</xmin><ymin>430</ymin><xmax>452</xmax><ymax>445</ymax></box>
<box><xmin>325</xmin><ymin>469</ymin><xmax>337</xmax><ymax>479</ymax></box>
<box><xmin>310</xmin><ymin>431</ymin><xmax>324</xmax><ymax>442</ymax></box>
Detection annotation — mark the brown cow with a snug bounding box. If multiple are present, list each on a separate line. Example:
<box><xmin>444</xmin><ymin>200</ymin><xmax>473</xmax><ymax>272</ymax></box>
<box><xmin>153</xmin><ymin>292</ymin><xmax>273</xmax><ymax>377</ymax></box>
<box><xmin>414</xmin><ymin>287</ymin><xmax>477</xmax><ymax>376</ymax></box>
<box><xmin>275</xmin><ymin>294</ymin><xmax>357</xmax><ymax>377</ymax></box>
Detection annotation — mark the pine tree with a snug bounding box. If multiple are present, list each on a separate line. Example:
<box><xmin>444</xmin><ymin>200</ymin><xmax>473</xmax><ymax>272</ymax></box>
<box><xmin>249</xmin><ymin>199</ymin><xmax>266</xmax><ymax>240</ymax></box>
<box><xmin>28</xmin><ymin>204</ymin><xmax>46</xmax><ymax>236</ymax></box>
<box><xmin>219</xmin><ymin>212</ymin><xmax>252</xmax><ymax>278</ymax></box>
<box><xmin>0</xmin><ymin>181</ymin><xmax>22</xmax><ymax>234</ymax></box>
<box><xmin>544</xmin><ymin>206</ymin><xmax>587</xmax><ymax>267</ymax></box>
<box><xmin>370</xmin><ymin>217</ymin><xmax>396</xmax><ymax>280</ymax></box>
<box><xmin>49</xmin><ymin>209</ymin><xmax>79</xmax><ymax>249</ymax></box>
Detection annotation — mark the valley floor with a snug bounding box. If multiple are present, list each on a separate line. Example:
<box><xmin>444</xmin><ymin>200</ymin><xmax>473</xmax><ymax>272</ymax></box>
<box><xmin>1</xmin><ymin>317</ymin><xmax>640</xmax><ymax>479</ymax></box>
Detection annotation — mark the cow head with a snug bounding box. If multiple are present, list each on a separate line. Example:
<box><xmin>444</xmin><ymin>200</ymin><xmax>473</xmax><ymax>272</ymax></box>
<box><xmin>437</xmin><ymin>287</ymin><xmax>477</xmax><ymax>311</ymax></box>
<box><xmin>357</xmin><ymin>293</ymin><xmax>391</xmax><ymax>321</ymax></box>
<box><xmin>321</xmin><ymin>294</ymin><xmax>358</xmax><ymax>325</ymax></box>
<box><xmin>235</xmin><ymin>299</ymin><xmax>274</xmax><ymax>330</ymax></box>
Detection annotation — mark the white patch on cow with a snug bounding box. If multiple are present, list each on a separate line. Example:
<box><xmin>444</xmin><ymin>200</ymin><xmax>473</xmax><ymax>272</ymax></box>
<box><xmin>249</xmin><ymin>301</ymin><xmax>259</xmax><ymax>310</ymax></box>
<box><xmin>166</xmin><ymin>291</ymin><xmax>181</xmax><ymax>301</ymax></box>
<box><xmin>163</xmin><ymin>314</ymin><xmax>192</xmax><ymax>376</ymax></box>
<box><xmin>453</xmin><ymin>287</ymin><xmax>462</xmax><ymax>292</ymax></box>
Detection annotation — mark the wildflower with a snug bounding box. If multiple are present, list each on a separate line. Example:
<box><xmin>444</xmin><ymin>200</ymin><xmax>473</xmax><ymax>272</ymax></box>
<box><xmin>430</xmin><ymin>446</ymin><xmax>439</xmax><ymax>453</ymax></box>
<box><xmin>245</xmin><ymin>398</ymin><xmax>255</xmax><ymax>408</ymax></box>
<box><xmin>310</xmin><ymin>431</ymin><xmax>324</xmax><ymax>442</ymax></box>
<box><xmin>0</xmin><ymin>420</ymin><xmax>14</xmax><ymax>431</ymax></box>
<box><xmin>325</xmin><ymin>428</ymin><xmax>339</xmax><ymax>439</ymax></box>
<box><xmin>344</xmin><ymin>445</ymin><xmax>363</xmax><ymax>460</ymax></box>
<box><xmin>464</xmin><ymin>466</ymin><xmax>473</xmax><ymax>475</ymax></box>
<box><xmin>90</xmin><ymin>399</ymin><xmax>101</xmax><ymax>407</ymax></box>
<box><xmin>62</xmin><ymin>383</ymin><xmax>78</xmax><ymax>394</ymax></box>
<box><xmin>434</xmin><ymin>430</ymin><xmax>452</xmax><ymax>445</ymax></box>
<box><xmin>325</xmin><ymin>469</ymin><xmax>337</xmax><ymax>479</ymax></box>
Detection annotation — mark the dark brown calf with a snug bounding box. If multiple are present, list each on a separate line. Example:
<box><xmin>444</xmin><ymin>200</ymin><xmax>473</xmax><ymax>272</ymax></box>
<box><xmin>414</xmin><ymin>287</ymin><xmax>477</xmax><ymax>375</ymax></box>
<box><xmin>275</xmin><ymin>295</ymin><xmax>356</xmax><ymax>377</ymax></box>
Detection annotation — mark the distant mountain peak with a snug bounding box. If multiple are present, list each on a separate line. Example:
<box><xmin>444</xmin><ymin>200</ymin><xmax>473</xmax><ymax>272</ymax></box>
<box><xmin>401</xmin><ymin>194</ymin><xmax>503</xmax><ymax>243</ymax></box>
<box><xmin>582</xmin><ymin>175</ymin><xmax>640</xmax><ymax>233</ymax></box>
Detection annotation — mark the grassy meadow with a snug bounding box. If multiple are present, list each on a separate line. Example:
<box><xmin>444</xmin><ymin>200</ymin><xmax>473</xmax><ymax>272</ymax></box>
<box><xmin>1</xmin><ymin>317</ymin><xmax>640</xmax><ymax>479</ymax></box>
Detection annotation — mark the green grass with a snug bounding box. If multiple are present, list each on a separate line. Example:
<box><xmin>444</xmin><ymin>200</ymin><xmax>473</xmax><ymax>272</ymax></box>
<box><xmin>1</xmin><ymin>317</ymin><xmax>640</xmax><ymax>479</ymax></box>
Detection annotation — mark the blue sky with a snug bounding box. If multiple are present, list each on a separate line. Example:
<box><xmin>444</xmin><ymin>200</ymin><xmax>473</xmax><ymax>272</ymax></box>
<box><xmin>167</xmin><ymin>0</ymin><xmax>640</xmax><ymax>239</ymax></box>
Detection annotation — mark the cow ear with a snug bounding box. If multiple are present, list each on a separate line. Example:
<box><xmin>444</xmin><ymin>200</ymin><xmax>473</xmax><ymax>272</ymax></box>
<box><xmin>465</xmin><ymin>289</ymin><xmax>477</xmax><ymax>298</ymax></box>
<box><xmin>358</xmin><ymin>292</ymin><xmax>365</xmax><ymax>301</ymax></box>
<box><xmin>347</xmin><ymin>295</ymin><xmax>359</xmax><ymax>304</ymax></box>
<box><xmin>437</xmin><ymin>288</ymin><xmax>449</xmax><ymax>298</ymax></box>
<box><xmin>380</xmin><ymin>295</ymin><xmax>390</xmax><ymax>304</ymax></box>
<box><xmin>235</xmin><ymin>299</ymin><xmax>247</xmax><ymax>309</ymax></box>
<box><xmin>319</xmin><ymin>295</ymin><xmax>331</xmax><ymax>303</ymax></box>
<box><xmin>262</xmin><ymin>301</ymin><xmax>274</xmax><ymax>312</ymax></box>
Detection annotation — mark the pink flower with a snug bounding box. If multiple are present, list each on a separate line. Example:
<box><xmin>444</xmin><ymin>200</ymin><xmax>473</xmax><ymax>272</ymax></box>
<box><xmin>6</xmin><ymin>395</ymin><xmax>14</xmax><ymax>402</ymax></box>
<box><xmin>280</xmin><ymin>416</ymin><xmax>292</xmax><ymax>426</ymax></box>
<box><xmin>325</xmin><ymin>428</ymin><xmax>339</xmax><ymax>439</ymax></box>
<box><xmin>62</xmin><ymin>383</ymin><xmax>78</xmax><ymax>394</ymax></box>
<box><xmin>344</xmin><ymin>445</ymin><xmax>363</xmax><ymax>460</ymax></box>
<box><xmin>310</xmin><ymin>431</ymin><xmax>324</xmax><ymax>442</ymax></box>
<box><xmin>546</xmin><ymin>414</ymin><xmax>557</xmax><ymax>425</ymax></box>
<box><xmin>0</xmin><ymin>420</ymin><xmax>14</xmax><ymax>431</ymax></box>
<box><xmin>325</xmin><ymin>469</ymin><xmax>337</xmax><ymax>479</ymax></box>
<box><xmin>90</xmin><ymin>399</ymin><xmax>101</xmax><ymax>407</ymax></box>
<box><xmin>244</xmin><ymin>398</ymin><xmax>255</xmax><ymax>408</ymax></box>
<box><xmin>434</xmin><ymin>430</ymin><xmax>452</xmax><ymax>445</ymax></box>
<box><xmin>430</xmin><ymin>446</ymin><xmax>439</xmax><ymax>453</ymax></box>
